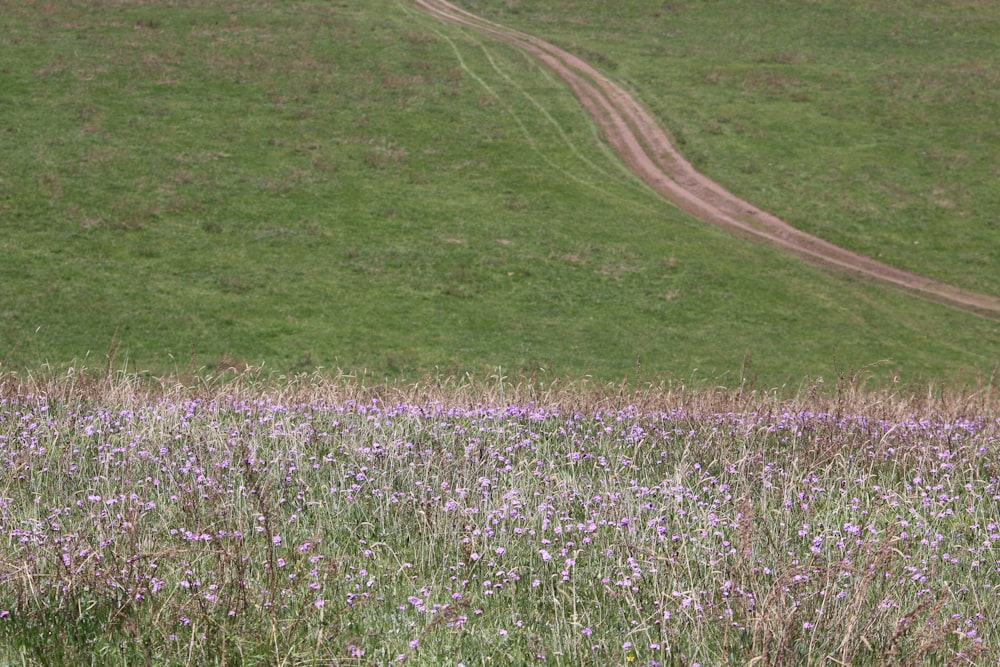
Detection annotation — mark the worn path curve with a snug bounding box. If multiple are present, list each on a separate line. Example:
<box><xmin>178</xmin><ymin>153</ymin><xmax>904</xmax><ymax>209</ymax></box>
<box><xmin>413</xmin><ymin>0</ymin><xmax>1000</xmax><ymax>318</ymax></box>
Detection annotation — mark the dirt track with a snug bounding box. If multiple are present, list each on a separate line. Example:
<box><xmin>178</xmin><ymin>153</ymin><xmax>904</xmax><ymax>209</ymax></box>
<box><xmin>414</xmin><ymin>0</ymin><xmax>1000</xmax><ymax>318</ymax></box>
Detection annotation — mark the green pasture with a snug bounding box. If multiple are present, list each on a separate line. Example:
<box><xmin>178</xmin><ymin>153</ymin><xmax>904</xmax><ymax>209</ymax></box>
<box><xmin>459</xmin><ymin>0</ymin><xmax>1000</xmax><ymax>295</ymax></box>
<box><xmin>1</xmin><ymin>0</ymin><xmax>998</xmax><ymax>385</ymax></box>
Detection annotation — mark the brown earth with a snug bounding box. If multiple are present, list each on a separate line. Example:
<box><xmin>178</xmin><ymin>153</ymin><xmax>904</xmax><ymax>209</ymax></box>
<box><xmin>414</xmin><ymin>0</ymin><xmax>1000</xmax><ymax>319</ymax></box>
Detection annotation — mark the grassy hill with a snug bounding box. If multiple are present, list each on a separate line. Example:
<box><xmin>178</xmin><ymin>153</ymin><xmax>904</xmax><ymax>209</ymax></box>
<box><xmin>1</xmin><ymin>0</ymin><xmax>998</xmax><ymax>385</ymax></box>
<box><xmin>458</xmin><ymin>0</ymin><xmax>1000</xmax><ymax>295</ymax></box>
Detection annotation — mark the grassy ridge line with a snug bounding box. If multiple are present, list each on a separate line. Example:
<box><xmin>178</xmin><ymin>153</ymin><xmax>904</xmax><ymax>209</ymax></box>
<box><xmin>0</xmin><ymin>0</ymin><xmax>998</xmax><ymax>383</ymax></box>
<box><xmin>5</xmin><ymin>366</ymin><xmax>1000</xmax><ymax>425</ymax></box>
<box><xmin>414</xmin><ymin>0</ymin><xmax>1000</xmax><ymax>318</ymax></box>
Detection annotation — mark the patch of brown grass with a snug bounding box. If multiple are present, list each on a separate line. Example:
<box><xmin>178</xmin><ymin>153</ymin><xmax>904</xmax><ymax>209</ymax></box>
<box><xmin>4</xmin><ymin>362</ymin><xmax>999</xmax><ymax>423</ymax></box>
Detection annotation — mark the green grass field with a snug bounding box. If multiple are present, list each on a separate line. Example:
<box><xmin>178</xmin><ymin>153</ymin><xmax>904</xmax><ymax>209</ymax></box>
<box><xmin>459</xmin><ymin>0</ymin><xmax>1000</xmax><ymax>294</ymax></box>
<box><xmin>2</xmin><ymin>0</ymin><xmax>998</xmax><ymax>385</ymax></box>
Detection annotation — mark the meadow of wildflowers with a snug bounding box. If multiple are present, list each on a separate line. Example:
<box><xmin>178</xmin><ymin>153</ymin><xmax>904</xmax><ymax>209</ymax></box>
<box><xmin>1</xmin><ymin>372</ymin><xmax>998</xmax><ymax>665</ymax></box>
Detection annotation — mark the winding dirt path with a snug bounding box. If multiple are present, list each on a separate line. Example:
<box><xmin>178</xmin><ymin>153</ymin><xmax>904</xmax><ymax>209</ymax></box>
<box><xmin>414</xmin><ymin>0</ymin><xmax>1000</xmax><ymax>318</ymax></box>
